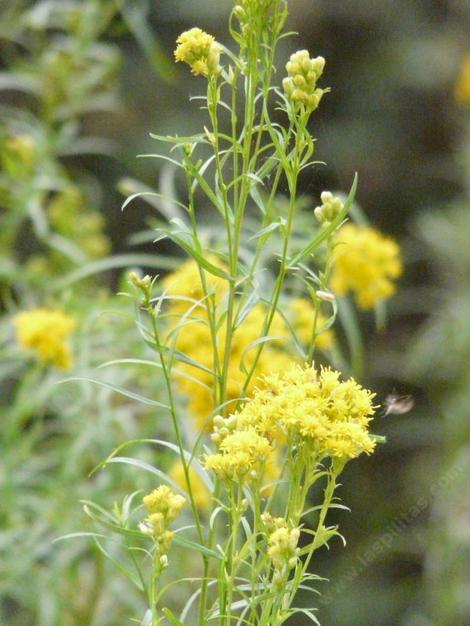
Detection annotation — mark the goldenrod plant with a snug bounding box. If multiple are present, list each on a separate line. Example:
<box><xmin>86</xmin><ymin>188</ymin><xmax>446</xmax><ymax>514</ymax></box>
<box><xmin>84</xmin><ymin>2</ymin><xmax>403</xmax><ymax>625</ymax></box>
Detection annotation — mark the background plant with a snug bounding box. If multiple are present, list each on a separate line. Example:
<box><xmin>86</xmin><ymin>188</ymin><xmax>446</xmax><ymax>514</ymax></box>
<box><xmin>0</xmin><ymin>2</ymin><xmax>176</xmax><ymax>624</ymax></box>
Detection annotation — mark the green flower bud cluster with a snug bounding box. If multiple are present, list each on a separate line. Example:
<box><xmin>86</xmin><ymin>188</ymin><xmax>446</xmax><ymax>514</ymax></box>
<box><xmin>233</xmin><ymin>0</ymin><xmax>275</xmax><ymax>23</ymax></box>
<box><xmin>210</xmin><ymin>414</ymin><xmax>238</xmax><ymax>446</ymax></box>
<box><xmin>263</xmin><ymin>514</ymin><xmax>300</xmax><ymax>586</ymax></box>
<box><xmin>282</xmin><ymin>50</ymin><xmax>326</xmax><ymax>110</ymax></box>
<box><xmin>314</xmin><ymin>191</ymin><xmax>344</xmax><ymax>225</ymax></box>
<box><xmin>129</xmin><ymin>271</ymin><xmax>152</xmax><ymax>292</ymax></box>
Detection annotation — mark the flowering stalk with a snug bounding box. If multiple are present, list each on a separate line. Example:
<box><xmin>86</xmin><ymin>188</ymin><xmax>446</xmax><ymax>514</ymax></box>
<box><xmin>88</xmin><ymin>2</ymin><xmax>403</xmax><ymax>625</ymax></box>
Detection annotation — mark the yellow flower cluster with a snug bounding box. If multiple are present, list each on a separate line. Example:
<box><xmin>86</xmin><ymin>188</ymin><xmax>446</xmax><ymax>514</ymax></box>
<box><xmin>174</xmin><ymin>28</ymin><xmax>222</xmax><ymax>77</ymax></box>
<box><xmin>282</xmin><ymin>50</ymin><xmax>326</xmax><ymax>110</ymax></box>
<box><xmin>168</xmin><ymin>461</ymin><xmax>211</xmax><ymax>511</ymax></box>
<box><xmin>288</xmin><ymin>298</ymin><xmax>334</xmax><ymax>350</ymax></box>
<box><xmin>455</xmin><ymin>55</ymin><xmax>470</xmax><ymax>106</ymax></box>
<box><xmin>205</xmin><ymin>426</ymin><xmax>273</xmax><ymax>482</ymax></box>
<box><xmin>164</xmin><ymin>258</ymin><xmax>291</xmax><ymax>430</ymax></box>
<box><xmin>263</xmin><ymin>514</ymin><xmax>300</xmax><ymax>582</ymax></box>
<box><xmin>14</xmin><ymin>308</ymin><xmax>75</xmax><ymax>369</ymax></box>
<box><xmin>141</xmin><ymin>486</ymin><xmax>185</xmax><ymax>554</ymax></box>
<box><xmin>235</xmin><ymin>363</ymin><xmax>376</xmax><ymax>460</ymax></box>
<box><xmin>331</xmin><ymin>224</ymin><xmax>402</xmax><ymax>309</ymax></box>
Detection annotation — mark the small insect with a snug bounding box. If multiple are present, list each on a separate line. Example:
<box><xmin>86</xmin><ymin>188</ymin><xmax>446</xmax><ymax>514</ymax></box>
<box><xmin>382</xmin><ymin>393</ymin><xmax>415</xmax><ymax>417</ymax></box>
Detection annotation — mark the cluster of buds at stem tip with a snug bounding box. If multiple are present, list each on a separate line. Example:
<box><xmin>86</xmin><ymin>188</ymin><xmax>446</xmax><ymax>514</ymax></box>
<box><xmin>129</xmin><ymin>271</ymin><xmax>152</xmax><ymax>292</ymax></box>
<box><xmin>262</xmin><ymin>513</ymin><xmax>301</xmax><ymax>586</ymax></box>
<box><xmin>139</xmin><ymin>486</ymin><xmax>186</xmax><ymax>567</ymax></box>
<box><xmin>283</xmin><ymin>50</ymin><xmax>327</xmax><ymax>110</ymax></box>
<box><xmin>174</xmin><ymin>28</ymin><xmax>222</xmax><ymax>77</ymax></box>
<box><xmin>233</xmin><ymin>0</ymin><xmax>277</xmax><ymax>24</ymax></box>
<box><xmin>314</xmin><ymin>191</ymin><xmax>344</xmax><ymax>226</ymax></box>
<box><xmin>210</xmin><ymin>414</ymin><xmax>238</xmax><ymax>446</ymax></box>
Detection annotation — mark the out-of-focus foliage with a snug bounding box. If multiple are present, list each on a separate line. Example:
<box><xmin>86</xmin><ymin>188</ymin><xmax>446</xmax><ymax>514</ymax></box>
<box><xmin>0</xmin><ymin>2</ymin><xmax>175</xmax><ymax>625</ymax></box>
<box><xmin>405</xmin><ymin>111</ymin><xmax>470</xmax><ymax>625</ymax></box>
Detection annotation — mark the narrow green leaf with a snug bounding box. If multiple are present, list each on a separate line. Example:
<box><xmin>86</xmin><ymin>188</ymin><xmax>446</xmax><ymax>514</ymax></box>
<box><xmin>53</xmin><ymin>532</ymin><xmax>106</xmax><ymax>543</ymax></box>
<box><xmin>50</xmin><ymin>254</ymin><xmax>178</xmax><ymax>290</ymax></box>
<box><xmin>105</xmin><ymin>457</ymin><xmax>186</xmax><ymax>496</ymax></box>
<box><xmin>172</xmin><ymin>534</ymin><xmax>221</xmax><ymax>560</ymax></box>
<box><xmin>162</xmin><ymin>608</ymin><xmax>185</xmax><ymax>626</ymax></box>
<box><xmin>149</xmin><ymin>132</ymin><xmax>208</xmax><ymax>145</ymax></box>
<box><xmin>58</xmin><ymin>377</ymin><xmax>169</xmax><ymax>409</ymax></box>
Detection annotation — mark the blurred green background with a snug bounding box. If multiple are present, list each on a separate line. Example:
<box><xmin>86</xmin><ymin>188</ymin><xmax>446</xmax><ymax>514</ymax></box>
<box><xmin>1</xmin><ymin>1</ymin><xmax>469</xmax><ymax>625</ymax></box>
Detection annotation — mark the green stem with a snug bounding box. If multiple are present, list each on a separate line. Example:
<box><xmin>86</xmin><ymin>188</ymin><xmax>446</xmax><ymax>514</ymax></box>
<box><xmin>143</xmin><ymin>294</ymin><xmax>208</xmax><ymax>623</ymax></box>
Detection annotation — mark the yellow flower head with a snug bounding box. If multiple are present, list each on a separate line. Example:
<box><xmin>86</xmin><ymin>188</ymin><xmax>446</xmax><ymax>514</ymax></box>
<box><xmin>289</xmin><ymin>298</ymin><xmax>334</xmax><ymax>350</ymax></box>
<box><xmin>143</xmin><ymin>485</ymin><xmax>186</xmax><ymax>525</ymax></box>
<box><xmin>168</xmin><ymin>460</ymin><xmax>211</xmax><ymax>511</ymax></box>
<box><xmin>282</xmin><ymin>50</ymin><xmax>327</xmax><ymax>110</ymax></box>
<box><xmin>455</xmin><ymin>55</ymin><xmax>470</xmax><ymax>106</ymax></box>
<box><xmin>14</xmin><ymin>308</ymin><xmax>75</xmax><ymax>369</ymax></box>
<box><xmin>235</xmin><ymin>362</ymin><xmax>377</xmax><ymax>460</ymax></box>
<box><xmin>205</xmin><ymin>427</ymin><xmax>273</xmax><ymax>481</ymax></box>
<box><xmin>174</xmin><ymin>28</ymin><xmax>222</xmax><ymax>77</ymax></box>
<box><xmin>331</xmin><ymin>224</ymin><xmax>402</xmax><ymax>309</ymax></box>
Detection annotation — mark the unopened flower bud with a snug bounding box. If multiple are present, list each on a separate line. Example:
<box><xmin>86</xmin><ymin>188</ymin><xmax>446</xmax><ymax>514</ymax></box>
<box><xmin>233</xmin><ymin>5</ymin><xmax>245</xmax><ymax>20</ymax></box>
<box><xmin>283</xmin><ymin>50</ymin><xmax>327</xmax><ymax>111</ymax></box>
<box><xmin>293</xmin><ymin>74</ymin><xmax>307</xmax><ymax>88</ymax></box>
<box><xmin>320</xmin><ymin>191</ymin><xmax>333</xmax><ymax>204</ymax></box>
<box><xmin>316</xmin><ymin>290</ymin><xmax>336</xmax><ymax>303</ymax></box>
<box><xmin>314</xmin><ymin>191</ymin><xmax>344</xmax><ymax>225</ymax></box>
<box><xmin>213</xmin><ymin>415</ymin><xmax>225</xmax><ymax>429</ymax></box>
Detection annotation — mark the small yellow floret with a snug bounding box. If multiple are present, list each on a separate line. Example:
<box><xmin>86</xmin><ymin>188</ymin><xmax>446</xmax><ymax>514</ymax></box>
<box><xmin>143</xmin><ymin>485</ymin><xmax>186</xmax><ymax>524</ymax></box>
<box><xmin>174</xmin><ymin>28</ymin><xmax>222</xmax><ymax>77</ymax></box>
<box><xmin>14</xmin><ymin>308</ymin><xmax>75</xmax><ymax>369</ymax></box>
<box><xmin>331</xmin><ymin>224</ymin><xmax>402</xmax><ymax>309</ymax></box>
